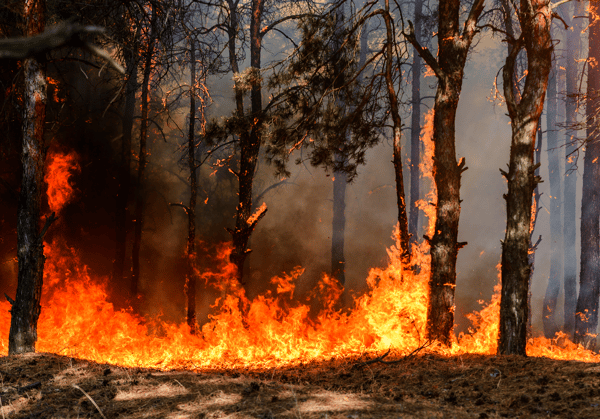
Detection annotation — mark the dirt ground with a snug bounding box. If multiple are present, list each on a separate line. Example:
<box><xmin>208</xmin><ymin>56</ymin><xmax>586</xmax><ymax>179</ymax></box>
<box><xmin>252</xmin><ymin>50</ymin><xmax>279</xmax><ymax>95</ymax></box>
<box><xmin>0</xmin><ymin>351</ymin><xmax>599</xmax><ymax>418</ymax></box>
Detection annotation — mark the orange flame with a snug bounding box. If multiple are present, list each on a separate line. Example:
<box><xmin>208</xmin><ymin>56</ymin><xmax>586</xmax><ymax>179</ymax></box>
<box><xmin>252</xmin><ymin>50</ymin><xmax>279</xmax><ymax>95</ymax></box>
<box><xmin>1</xmin><ymin>130</ymin><xmax>597</xmax><ymax>369</ymax></box>
<box><xmin>0</xmin><ymin>234</ymin><xmax>598</xmax><ymax>368</ymax></box>
<box><xmin>45</xmin><ymin>151</ymin><xmax>80</xmax><ymax>214</ymax></box>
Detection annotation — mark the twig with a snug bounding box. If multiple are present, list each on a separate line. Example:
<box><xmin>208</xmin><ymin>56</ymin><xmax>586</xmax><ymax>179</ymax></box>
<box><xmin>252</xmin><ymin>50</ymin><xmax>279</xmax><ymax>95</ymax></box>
<box><xmin>354</xmin><ymin>340</ymin><xmax>434</xmax><ymax>368</ymax></box>
<box><xmin>72</xmin><ymin>384</ymin><xmax>107</xmax><ymax>419</ymax></box>
<box><xmin>38</xmin><ymin>212</ymin><xmax>57</xmax><ymax>244</ymax></box>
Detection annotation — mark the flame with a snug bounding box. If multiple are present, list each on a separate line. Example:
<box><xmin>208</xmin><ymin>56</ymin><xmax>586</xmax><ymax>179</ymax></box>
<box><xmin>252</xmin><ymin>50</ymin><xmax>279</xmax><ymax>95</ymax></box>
<box><xmin>45</xmin><ymin>151</ymin><xmax>80</xmax><ymax>214</ymax></box>
<box><xmin>1</xmin><ymin>131</ymin><xmax>598</xmax><ymax>370</ymax></box>
<box><xmin>416</xmin><ymin>109</ymin><xmax>436</xmax><ymax>238</ymax></box>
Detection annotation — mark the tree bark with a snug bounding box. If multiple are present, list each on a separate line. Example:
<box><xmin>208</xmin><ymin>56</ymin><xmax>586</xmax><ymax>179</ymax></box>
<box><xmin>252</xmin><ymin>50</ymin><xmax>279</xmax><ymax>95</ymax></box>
<box><xmin>406</xmin><ymin>0</ymin><xmax>484</xmax><ymax>345</ymax></box>
<box><xmin>499</xmin><ymin>0</ymin><xmax>552</xmax><ymax>356</ymax></box>
<box><xmin>8</xmin><ymin>0</ymin><xmax>48</xmax><ymax>355</ymax></box>
<box><xmin>542</xmin><ymin>62</ymin><xmax>563</xmax><ymax>338</ymax></box>
<box><xmin>408</xmin><ymin>0</ymin><xmax>423</xmax><ymax>252</ymax></box>
<box><xmin>131</xmin><ymin>5</ymin><xmax>157</xmax><ymax>301</ymax></box>
<box><xmin>228</xmin><ymin>0</ymin><xmax>266</xmax><ymax>286</ymax></box>
<box><xmin>563</xmin><ymin>0</ymin><xmax>583</xmax><ymax>338</ymax></box>
<box><xmin>112</xmin><ymin>35</ymin><xmax>138</xmax><ymax>289</ymax></box>
<box><xmin>574</xmin><ymin>0</ymin><xmax>600</xmax><ymax>348</ymax></box>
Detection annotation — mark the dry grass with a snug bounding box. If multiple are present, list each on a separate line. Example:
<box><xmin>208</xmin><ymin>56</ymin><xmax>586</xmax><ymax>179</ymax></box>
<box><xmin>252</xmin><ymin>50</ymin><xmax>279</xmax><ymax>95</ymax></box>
<box><xmin>0</xmin><ymin>352</ymin><xmax>599</xmax><ymax>418</ymax></box>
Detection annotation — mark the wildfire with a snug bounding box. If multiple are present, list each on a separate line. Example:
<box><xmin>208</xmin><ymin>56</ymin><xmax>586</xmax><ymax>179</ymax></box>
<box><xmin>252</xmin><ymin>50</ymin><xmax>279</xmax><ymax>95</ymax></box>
<box><xmin>45</xmin><ymin>150</ymin><xmax>80</xmax><ymax>214</ymax></box>
<box><xmin>1</xmin><ymin>145</ymin><xmax>597</xmax><ymax>371</ymax></box>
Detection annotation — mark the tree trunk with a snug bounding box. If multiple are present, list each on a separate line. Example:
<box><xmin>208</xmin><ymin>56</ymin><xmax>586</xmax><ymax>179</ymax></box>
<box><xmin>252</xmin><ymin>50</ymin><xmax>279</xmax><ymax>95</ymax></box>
<box><xmin>408</xmin><ymin>0</ymin><xmax>423</xmax><ymax>251</ymax></box>
<box><xmin>499</xmin><ymin>0</ymin><xmax>552</xmax><ymax>355</ymax></box>
<box><xmin>131</xmin><ymin>6</ymin><xmax>157</xmax><ymax>301</ymax></box>
<box><xmin>563</xmin><ymin>0</ymin><xmax>583</xmax><ymax>338</ymax></box>
<box><xmin>228</xmin><ymin>0</ymin><xmax>266</xmax><ymax>286</ymax></box>
<box><xmin>406</xmin><ymin>0</ymin><xmax>484</xmax><ymax>345</ymax></box>
<box><xmin>542</xmin><ymin>63</ymin><xmax>563</xmax><ymax>338</ymax></box>
<box><xmin>8</xmin><ymin>0</ymin><xmax>48</xmax><ymax>355</ymax></box>
<box><xmin>112</xmin><ymin>38</ymin><xmax>138</xmax><ymax>288</ymax></box>
<box><xmin>383</xmin><ymin>0</ymin><xmax>410</xmax><ymax>265</ymax></box>
<box><xmin>574</xmin><ymin>0</ymin><xmax>600</xmax><ymax>348</ymax></box>
<box><xmin>186</xmin><ymin>40</ymin><xmax>198</xmax><ymax>332</ymax></box>
<box><xmin>331</xmin><ymin>167</ymin><xmax>347</xmax><ymax>284</ymax></box>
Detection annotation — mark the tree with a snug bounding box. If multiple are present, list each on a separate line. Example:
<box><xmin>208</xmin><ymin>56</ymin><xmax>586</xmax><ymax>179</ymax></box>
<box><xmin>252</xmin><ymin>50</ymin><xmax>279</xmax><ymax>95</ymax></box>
<box><xmin>408</xmin><ymin>0</ymin><xmax>424</xmax><ymax>252</ymax></box>
<box><xmin>563</xmin><ymin>0</ymin><xmax>583</xmax><ymax>337</ymax></box>
<box><xmin>131</xmin><ymin>3</ymin><xmax>159</xmax><ymax>301</ymax></box>
<box><xmin>498</xmin><ymin>0</ymin><xmax>553</xmax><ymax>355</ymax></box>
<box><xmin>404</xmin><ymin>0</ymin><xmax>485</xmax><ymax>345</ymax></box>
<box><xmin>542</xmin><ymin>43</ymin><xmax>563</xmax><ymax>339</ymax></box>
<box><xmin>8</xmin><ymin>0</ymin><xmax>53</xmax><ymax>355</ymax></box>
<box><xmin>574</xmin><ymin>0</ymin><xmax>600</xmax><ymax>348</ymax></box>
<box><xmin>203</xmin><ymin>0</ymin><xmax>314</xmax><ymax>286</ymax></box>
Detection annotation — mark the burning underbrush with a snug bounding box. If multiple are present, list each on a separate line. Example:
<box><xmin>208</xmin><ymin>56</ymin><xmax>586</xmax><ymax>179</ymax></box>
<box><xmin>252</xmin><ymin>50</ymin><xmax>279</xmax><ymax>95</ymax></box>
<box><xmin>1</xmin><ymin>231</ymin><xmax>598</xmax><ymax>372</ymax></box>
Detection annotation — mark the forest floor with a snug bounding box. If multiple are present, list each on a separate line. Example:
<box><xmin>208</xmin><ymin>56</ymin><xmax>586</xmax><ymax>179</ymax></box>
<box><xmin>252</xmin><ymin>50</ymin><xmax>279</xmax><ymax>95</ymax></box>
<box><xmin>0</xmin><ymin>351</ymin><xmax>599</xmax><ymax>418</ymax></box>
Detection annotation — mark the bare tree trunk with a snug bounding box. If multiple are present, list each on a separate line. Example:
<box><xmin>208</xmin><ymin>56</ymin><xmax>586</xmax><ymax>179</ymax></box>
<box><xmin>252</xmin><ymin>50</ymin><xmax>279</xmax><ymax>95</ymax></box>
<box><xmin>408</xmin><ymin>0</ymin><xmax>423</xmax><ymax>251</ymax></box>
<box><xmin>574</xmin><ymin>0</ymin><xmax>600</xmax><ymax>348</ymax></box>
<box><xmin>186</xmin><ymin>40</ymin><xmax>198</xmax><ymax>332</ymax></box>
<box><xmin>383</xmin><ymin>0</ymin><xmax>410</xmax><ymax>265</ymax></box>
<box><xmin>112</xmin><ymin>39</ymin><xmax>138</xmax><ymax>288</ymax></box>
<box><xmin>131</xmin><ymin>5</ymin><xmax>157</xmax><ymax>301</ymax></box>
<box><xmin>563</xmin><ymin>0</ymin><xmax>583</xmax><ymax>338</ymax></box>
<box><xmin>331</xmin><ymin>167</ymin><xmax>347</xmax><ymax>284</ymax></box>
<box><xmin>406</xmin><ymin>0</ymin><xmax>484</xmax><ymax>345</ymax></box>
<box><xmin>542</xmin><ymin>62</ymin><xmax>563</xmax><ymax>338</ymax></box>
<box><xmin>499</xmin><ymin>0</ymin><xmax>552</xmax><ymax>355</ymax></box>
<box><xmin>8</xmin><ymin>0</ymin><xmax>49</xmax><ymax>355</ymax></box>
<box><xmin>228</xmin><ymin>0</ymin><xmax>267</xmax><ymax>286</ymax></box>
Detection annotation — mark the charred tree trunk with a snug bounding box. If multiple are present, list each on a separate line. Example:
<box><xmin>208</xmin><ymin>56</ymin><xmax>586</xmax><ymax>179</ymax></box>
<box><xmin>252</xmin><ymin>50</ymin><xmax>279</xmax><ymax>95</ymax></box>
<box><xmin>383</xmin><ymin>0</ymin><xmax>410</xmax><ymax>266</ymax></box>
<box><xmin>112</xmin><ymin>38</ymin><xmax>138</xmax><ymax>288</ymax></box>
<box><xmin>186</xmin><ymin>41</ymin><xmax>199</xmax><ymax>332</ymax></box>
<box><xmin>542</xmin><ymin>63</ymin><xmax>563</xmax><ymax>338</ymax></box>
<box><xmin>499</xmin><ymin>0</ymin><xmax>552</xmax><ymax>356</ymax></box>
<box><xmin>8</xmin><ymin>0</ymin><xmax>50</xmax><ymax>355</ymax></box>
<box><xmin>563</xmin><ymin>0</ymin><xmax>583</xmax><ymax>337</ymax></box>
<box><xmin>574</xmin><ymin>0</ymin><xmax>600</xmax><ymax>348</ymax></box>
<box><xmin>228</xmin><ymin>0</ymin><xmax>267</xmax><ymax>286</ymax></box>
<box><xmin>408</xmin><ymin>0</ymin><xmax>423</xmax><ymax>252</ymax></box>
<box><xmin>131</xmin><ymin>6</ymin><xmax>157</xmax><ymax>301</ymax></box>
<box><xmin>405</xmin><ymin>0</ymin><xmax>484</xmax><ymax>345</ymax></box>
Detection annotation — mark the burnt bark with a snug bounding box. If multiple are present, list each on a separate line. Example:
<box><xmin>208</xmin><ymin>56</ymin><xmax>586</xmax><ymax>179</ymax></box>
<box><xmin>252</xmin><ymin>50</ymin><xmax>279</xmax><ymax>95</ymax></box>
<box><xmin>408</xmin><ymin>0</ymin><xmax>423</xmax><ymax>252</ymax></box>
<box><xmin>574</xmin><ymin>0</ymin><xmax>600</xmax><ymax>348</ymax></box>
<box><xmin>563</xmin><ymin>0</ymin><xmax>583</xmax><ymax>337</ymax></box>
<box><xmin>8</xmin><ymin>0</ymin><xmax>49</xmax><ymax>355</ymax></box>
<box><xmin>405</xmin><ymin>0</ymin><xmax>484</xmax><ymax>345</ymax></box>
<box><xmin>228</xmin><ymin>0</ymin><xmax>266</xmax><ymax>286</ymax></box>
<box><xmin>131</xmin><ymin>5</ymin><xmax>157</xmax><ymax>301</ymax></box>
<box><xmin>499</xmin><ymin>0</ymin><xmax>552</xmax><ymax>356</ymax></box>
<box><xmin>542</xmin><ymin>63</ymin><xmax>563</xmax><ymax>338</ymax></box>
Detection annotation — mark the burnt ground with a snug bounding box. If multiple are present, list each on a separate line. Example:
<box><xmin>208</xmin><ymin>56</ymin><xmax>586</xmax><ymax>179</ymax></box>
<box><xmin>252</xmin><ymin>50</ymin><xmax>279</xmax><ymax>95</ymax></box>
<box><xmin>0</xmin><ymin>352</ymin><xmax>599</xmax><ymax>418</ymax></box>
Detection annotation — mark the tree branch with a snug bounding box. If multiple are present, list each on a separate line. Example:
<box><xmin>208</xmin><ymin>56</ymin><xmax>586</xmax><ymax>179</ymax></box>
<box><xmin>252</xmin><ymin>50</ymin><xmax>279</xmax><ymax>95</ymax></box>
<box><xmin>0</xmin><ymin>21</ymin><xmax>124</xmax><ymax>74</ymax></box>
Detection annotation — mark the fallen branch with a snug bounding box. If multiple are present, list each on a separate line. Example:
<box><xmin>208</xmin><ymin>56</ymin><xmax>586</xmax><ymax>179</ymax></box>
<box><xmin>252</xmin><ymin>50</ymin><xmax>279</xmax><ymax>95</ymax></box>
<box><xmin>0</xmin><ymin>21</ymin><xmax>124</xmax><ymax>74</ymax></box>
<box><xmin>353</xmin><ymin>340</ymin><xmax>434</xmax><ymax>369</ymax></box>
